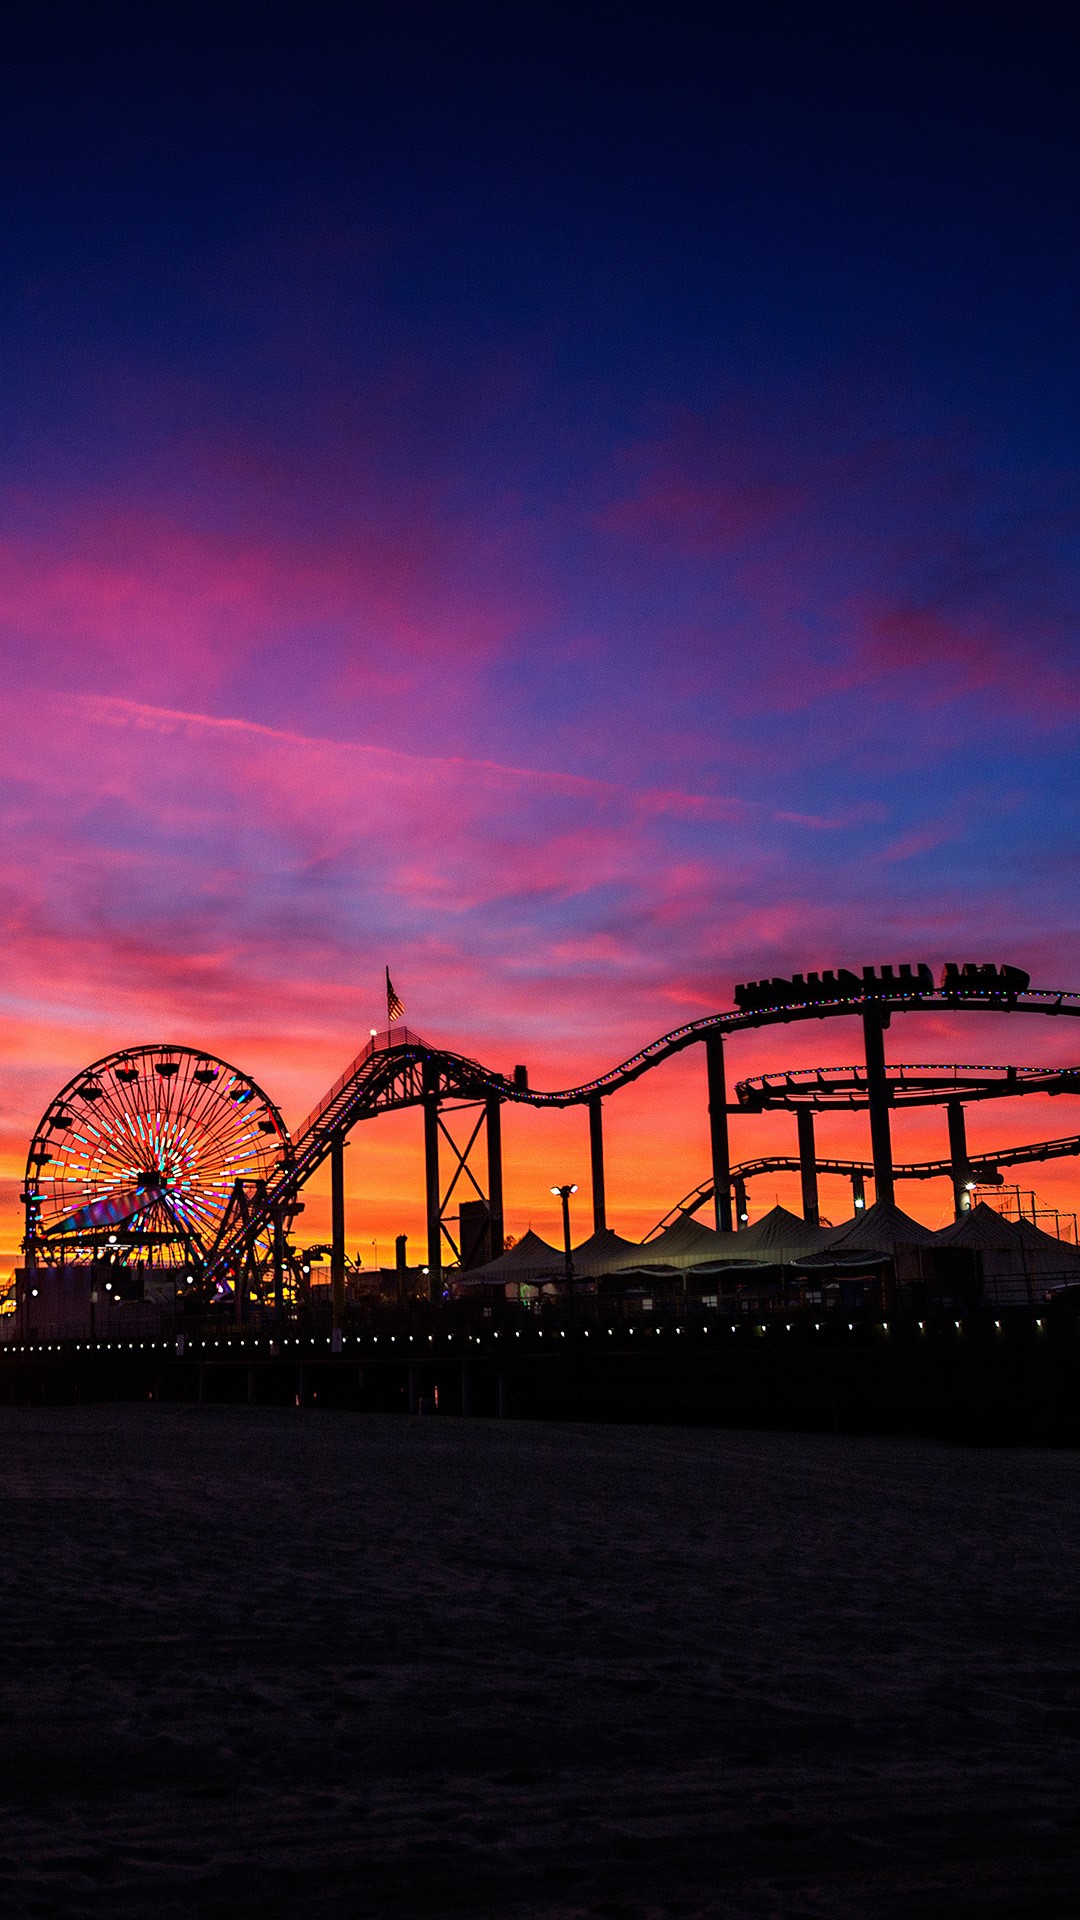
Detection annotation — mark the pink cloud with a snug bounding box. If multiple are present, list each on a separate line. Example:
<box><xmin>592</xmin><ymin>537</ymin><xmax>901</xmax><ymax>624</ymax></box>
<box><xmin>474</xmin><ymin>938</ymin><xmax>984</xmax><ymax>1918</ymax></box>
<box><xmin>0</xmin><ymin>493</ymin><xmax>545</xmax><ymax>716</ymax></box>
<box><xmin>0</xmin><ymin>692</ymin><xmax>757</xmax><ymax>1038</ymax></box>
<box><xmin>846</xmin><ymin>598</ymin><xmax>1080</xmax><ymax>717</ymax></box>
<box><xmin>592</xmin><ymin>405</ymin><xmax>1080</xmax><ymax>732</ymax></box>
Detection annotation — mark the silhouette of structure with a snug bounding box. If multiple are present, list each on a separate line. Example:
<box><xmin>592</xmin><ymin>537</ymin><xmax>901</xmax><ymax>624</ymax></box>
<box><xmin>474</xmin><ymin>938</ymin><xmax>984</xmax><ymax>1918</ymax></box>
<box><xmin>21</xmin><ymin>959</ymin><xmax>1080</xmax><ymax>1318</ymax></box>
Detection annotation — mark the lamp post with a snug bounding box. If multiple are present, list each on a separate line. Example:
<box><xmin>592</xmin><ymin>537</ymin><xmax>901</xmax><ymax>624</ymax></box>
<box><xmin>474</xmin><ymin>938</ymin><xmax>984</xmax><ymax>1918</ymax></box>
<box><xmin>550</xmin><ymin>1183</ymin><xmax>577</xmax><ymax>1290</ymax></box>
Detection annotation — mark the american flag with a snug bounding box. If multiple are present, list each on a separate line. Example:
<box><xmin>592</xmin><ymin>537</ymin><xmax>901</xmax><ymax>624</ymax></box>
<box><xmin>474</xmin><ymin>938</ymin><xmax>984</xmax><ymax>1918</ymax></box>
<box><xmin>386</xmin><ymin>968</ymin><xmax>404</xmax><ymax>1023</ymax></box>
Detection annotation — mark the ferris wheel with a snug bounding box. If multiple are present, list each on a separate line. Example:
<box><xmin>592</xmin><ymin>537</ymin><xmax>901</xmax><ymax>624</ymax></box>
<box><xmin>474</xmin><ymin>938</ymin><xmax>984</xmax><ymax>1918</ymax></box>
<box><xmin>24</xmin><ymin>1045</ymin><xmax>293</xmax><ymax>1270</ymax></box>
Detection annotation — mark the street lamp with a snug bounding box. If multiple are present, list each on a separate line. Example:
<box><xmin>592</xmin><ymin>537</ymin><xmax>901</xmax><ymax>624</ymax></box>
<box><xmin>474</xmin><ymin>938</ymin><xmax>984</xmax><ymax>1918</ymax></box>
<box><xmin>550</xmin><ymin>1183</ymin><xmax>578</xmax><ymax>1288</ymax></box>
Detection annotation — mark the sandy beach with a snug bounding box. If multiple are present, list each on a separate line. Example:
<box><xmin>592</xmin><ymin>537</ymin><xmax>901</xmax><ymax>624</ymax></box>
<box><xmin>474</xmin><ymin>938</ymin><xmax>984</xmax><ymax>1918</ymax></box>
<box><xmin>1</xmin><ymin>1406</ymin><xmax>1079</xmax><ymax>1918</ymax></box>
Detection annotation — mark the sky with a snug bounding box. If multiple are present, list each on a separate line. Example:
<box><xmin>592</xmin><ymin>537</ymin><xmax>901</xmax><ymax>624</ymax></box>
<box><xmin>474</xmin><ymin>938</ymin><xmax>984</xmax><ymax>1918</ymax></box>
<box><xmin>3</xmin><ymin>2</ymin><xmax>1080</xmax><ymax>1264</ymax></box>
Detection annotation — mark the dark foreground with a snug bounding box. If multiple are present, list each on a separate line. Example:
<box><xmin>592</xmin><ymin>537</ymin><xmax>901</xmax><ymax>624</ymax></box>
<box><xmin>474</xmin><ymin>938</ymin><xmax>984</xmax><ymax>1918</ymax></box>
<box><xmin>2</xmin><ymin>1409</ymin><xmax>1080</xmax><ymax>1918</ymax></box>
<box><xmin>9</xmin><ymin>1306</ymin><xmax>1080</xmax><ymax>1444</ymax></box>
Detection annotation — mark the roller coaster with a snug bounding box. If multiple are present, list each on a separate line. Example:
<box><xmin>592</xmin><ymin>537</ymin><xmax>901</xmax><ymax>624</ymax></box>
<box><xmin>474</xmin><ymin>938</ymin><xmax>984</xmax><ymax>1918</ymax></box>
<box><xmin>21</xmin><ymin>958</ymin><xmax>1080</xmax><ymax>1317</ymax></box>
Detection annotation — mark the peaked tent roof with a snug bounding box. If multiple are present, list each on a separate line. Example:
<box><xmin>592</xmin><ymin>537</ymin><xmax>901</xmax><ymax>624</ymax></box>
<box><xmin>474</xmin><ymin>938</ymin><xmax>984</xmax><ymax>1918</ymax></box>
<box><xmin>1010</xmin><ymin>1215</ymin><xmax>1080</xmax><ymax>1271</ymax></box>
<box><xmin>819</xmin><ymin>1199</ymin><xmax>936</xmax><ymax>1253</ymax></box>
<box><xmin>726</xmin><ymin>1204</ymin><xmax>834</xmax><ymax>1259</ymax></box>
<box><xmin>646</xmin><ymin>1214</ymin><xmax>737</xmax><ymax>1265</ymax></box>
<box><xmin>569</xmin><ymin>1226</ymin><xmax>647</xmax><ymax>1276</ymax></box>
<box><xmin>456</xmin><ymin>1228</ymin><xmax>563</xmax><ymax>1283</ymax></box>
<box><xmin>934</xmin><ymin>1202</ymin><xmax>1080</xmax><ymax>1270</ymax></box>
<box><xmin>935</xmin><ymin>1202</ymin><xmax>1027</xmax><ymax>1251</ymax></box>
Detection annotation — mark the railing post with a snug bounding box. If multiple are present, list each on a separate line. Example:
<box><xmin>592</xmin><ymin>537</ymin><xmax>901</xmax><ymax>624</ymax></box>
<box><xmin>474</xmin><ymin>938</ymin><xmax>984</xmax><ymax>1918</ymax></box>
<box><xmin>706</xmin><ymin>1034</ymin><xmax>733</xmax><ymax>1232</ymax></box>
<box><xmin>588</xmin><ymin>1093</ymin><xmax>606</xmax><ymax>1233</ymax></box>
<box><xmin>486</xmin><ymin>1095</ymin><xmax>504</xmax><ymax>1259</ymax></box>
<box><xmin>423</xmin><ymin>1057</ymin><xmax>441</xmax><ymax>1302</ymax></box>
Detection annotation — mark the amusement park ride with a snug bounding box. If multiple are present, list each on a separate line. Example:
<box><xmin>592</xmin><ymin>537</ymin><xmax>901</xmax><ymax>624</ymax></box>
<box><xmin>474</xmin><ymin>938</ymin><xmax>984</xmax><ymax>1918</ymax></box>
<box><xmin>20</xmin><ymin>959</ymin><xmax>1080</xmax><ymax>1320</ymax></box>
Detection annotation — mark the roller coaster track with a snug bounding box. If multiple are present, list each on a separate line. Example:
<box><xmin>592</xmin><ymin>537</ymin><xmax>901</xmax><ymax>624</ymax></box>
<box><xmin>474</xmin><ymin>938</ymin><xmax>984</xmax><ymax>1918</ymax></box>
<box><xmin>643</xmin><ymin>1132</ymin><xmax>1080</xmax><ymax>1239</ymax></box>
<box><xmin>206</xmin><ymin>979</ymin><xmax>1080</xmax><ymax>1282</ymax></box>
<box><xmin>212</xmin><ymin>1028</ymin><xmax>495</xmax><ymax>1252</ymax></box>
<box><xmin>734</xmin><ymin>1063</ymin><xmax>1080</xmax><ymax>1109</ymax></box>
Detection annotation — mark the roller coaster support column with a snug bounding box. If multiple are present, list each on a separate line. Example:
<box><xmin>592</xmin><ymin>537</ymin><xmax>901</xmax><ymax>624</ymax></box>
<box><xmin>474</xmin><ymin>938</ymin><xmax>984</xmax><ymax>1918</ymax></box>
<box><xmin>588</xmin><ymin>1094</ymin><xmax>607</xmax><ymax>1233</ymax></box>
<box><xmin>330</xmin><ymin>1131</ymin><xmax>346</xmax><ymax>1327</ymax></box>
<box><xmin>423</xmin><ymin>1057</ymin><xmax>442</xmax><ymax>1301</ymax></box>
<box><xmin>706</xmin><ymin>1034</ymin><xmax>734</xmax><ymax>1232</ymax></box>
<box><xmin>948</xmin><ymin>1100</ymin><xmax>972</xmax><ymax>1218</ymax></box>
<box><xmin>797</xmin><ymin>1108</ymin><xmax>819</xmax><ymax>1226</ymax></box>
<box><xmin>862</xmin><ymin>1005</ymin><xmax>894</xmax><ymax>1205</ymax></box>
<box><xmin>486</xmin><ymin>1095</ymin><xmax>505</xmax><ymax>1259</ymax></box>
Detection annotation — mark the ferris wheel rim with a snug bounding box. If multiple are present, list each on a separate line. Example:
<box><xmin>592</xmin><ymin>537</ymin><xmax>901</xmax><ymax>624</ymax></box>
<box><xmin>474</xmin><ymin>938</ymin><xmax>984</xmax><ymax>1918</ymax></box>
<box><xmin>25</xmin><ymin>1043</ymin><xmax>294</xmax><ymax>1267</ymax></box>
<box><xmin>27</xmin><ymin>1043</ymin><xmax>292</xmax><ymax>1149</ymax></box>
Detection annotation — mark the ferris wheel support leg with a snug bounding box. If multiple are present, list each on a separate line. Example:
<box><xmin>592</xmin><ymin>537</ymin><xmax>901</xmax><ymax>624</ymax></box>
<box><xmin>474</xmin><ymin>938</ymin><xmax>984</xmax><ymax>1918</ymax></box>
<box><xmin>331</xmin><ymin>1132</ymin><xmax>346</xmax><ymax>1327</ymax></box>
<box><xmin>706</xmin><ymin>1035</ymin><xmax>733</xmax><ymax>1233</ymax></box>
<box><xmin>797</xmin><ymin>1107</ymin><xmax>819</xmax><ymax>1226</ymax></box>
<box><xmin>862</xmin><ymin>1005</ymin><xmax>894</xmax><ymax>1206</ymax></box>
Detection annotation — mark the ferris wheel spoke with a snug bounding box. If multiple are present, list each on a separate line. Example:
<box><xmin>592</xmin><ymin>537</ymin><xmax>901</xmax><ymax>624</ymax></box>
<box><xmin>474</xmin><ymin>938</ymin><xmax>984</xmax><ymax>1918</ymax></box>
<box><xmin>90</xmin><ymin>1076</ymin><xmax>133</xmax><ymax>1146</ymax></box>
<box><xmin>175</xmin><ymin>1073</ymin><xmax>258</xmax><ymax>1158</ymax></box>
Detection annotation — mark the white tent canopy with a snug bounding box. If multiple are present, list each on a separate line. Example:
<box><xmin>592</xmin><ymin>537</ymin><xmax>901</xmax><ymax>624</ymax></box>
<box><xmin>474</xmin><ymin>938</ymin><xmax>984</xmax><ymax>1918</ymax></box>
<box><xmin>645</xmin><ymin>1214</ymin><xmax>737</xmax><ymax>1266</ymax></box>
<box><xmin>725</xmin><ymin>1204</ymin><xmax>834</xmax><ymax>1261</ymax></box>
<box><xmin>818</xmin><ymin>1199</ymin><xmax>936</xmax><ymax>1254</ymax></box>
<box><xmin>568</xmin><ymin>1227</ymin><xmax>648</xmax><ymax>1276</ymax></box>
<box><xmin>455</xmin><ymin>1228</ymin><xmax>563</xmax><ymax>1285</ymax></box>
